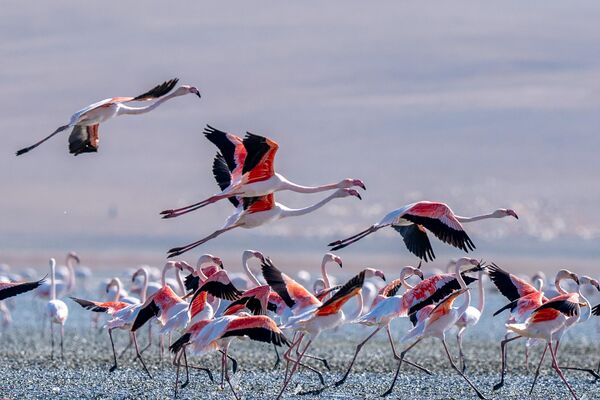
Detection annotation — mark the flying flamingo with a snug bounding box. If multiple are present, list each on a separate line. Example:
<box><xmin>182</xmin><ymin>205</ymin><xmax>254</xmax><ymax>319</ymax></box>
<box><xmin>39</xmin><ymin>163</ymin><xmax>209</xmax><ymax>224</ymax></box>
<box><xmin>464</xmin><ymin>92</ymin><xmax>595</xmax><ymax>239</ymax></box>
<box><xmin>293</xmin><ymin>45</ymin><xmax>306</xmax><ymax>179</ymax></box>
<box><xmin>0</xmin><ymin>277</ymin><xmax>45</xmax><ymax>301</ymax></box>
<box><xmin>328</xmin><ymin>202</ymin><xmax>518</xmax><ymax>261</ymax></box>
<box><xmin>274</xmin><ymin>266</ymin><xmax>386</xmax><ymax>398</ymax></box>
<box><xmin>47</xmin><ymin>258</ymin><xmax>69</xmax><ymax>360</ymax></box>
<box><xmin>16</xmin><ymin>78</ymin><xmax>200</xmax><ymax>156</ymax></box>
<box><xmin>505</xmin><ymin>293</ymin><xmax>585</xmax><ymax>399</ymax></box>
<box><xmin>160</xmin><ymin>125</ymin><xmax>365</xmax><ymax>218</ymax></box>
<box><xmin>381</xmin><ymin>257</ymin><xmax>486</xmax><ymax>399</ymax></box>
<box><xmin>167</xmin><ymin>188</ymin><xmax>362</xmax><ymax>258</ymax></box>
<box><xmin>455</xmin><ymin>265</ymin><xmax>486</xmax><ymax>372</ymax></box>
<box><xmin>170</xmin><ymin>313</ymin><xmax>289</xmax><ymax>399</ymax></box>
<box><xmin>490</xmin><ymin>266</ymin><xmax>578</xmax><ymax>390</ymax></box>
<box><xmin>335</xmin><ymin>265</ymin><xmax>429</xmax><ymax>387</ymax></box>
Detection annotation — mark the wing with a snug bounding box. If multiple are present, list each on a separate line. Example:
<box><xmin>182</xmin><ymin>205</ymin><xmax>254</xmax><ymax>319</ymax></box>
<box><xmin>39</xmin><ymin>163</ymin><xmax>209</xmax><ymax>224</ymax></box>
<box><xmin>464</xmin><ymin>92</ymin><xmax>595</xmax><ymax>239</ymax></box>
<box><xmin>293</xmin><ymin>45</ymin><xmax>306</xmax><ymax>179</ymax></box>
<box><xmin>243</xmin><ymin>194</ymin><xmax>275</xmax><ymax>213</ymax></box>
<box><xmin>222</xmin><ymin>315</ymin><xmax>290</xmax><ymax>347</ymax></box>
<box><xmin>379</xmin><ymin>278</ymin><xmax>403</xmax><ymax>298</ymax></box>
<box><xmin>131</xmin><ymin>298</ymin><xmax>160</xmax><ymax>332</ymax></box>
<box><xmin>242</xmin><ymin>132</ymin><xmax>279</xmax><ymax>181</ymax></box>
<box><xmin>392</xmin><ymin>225</ymin><xmax>435</xmax><ymax>262</ymax></box>
<box><xmin>487</xmin><ymin>263</ymin><xmax>538</xmax><ymax>301</ymax></box>
<box><xmin>315</xmin><ymin>270</ymin><xmax>365</xmax><ymax>316</ymax></box>
<box><xmin>69</xmin><ymin>124</ymin><xmax>100</xmax><ymax>155</ymax></box>
<box><xmin>0</xmin><ymin>278</ymin><xmax>45</xmax><ymax>301</ymax></box>
<box><xmin>261</xmin><ymin>257</ymin><xmax>320</xmax><ymax>310</ymax></box>
<box><xmin>534</xmin><ymin>294</ymin><xmax>580</xmax><ymax>317</ymax></box>
<box><xmin>183</xmin><ymin>273</ymin><xmax>201</xmax><ymax>293</ymax></box>
<box><xmin>403</xmin><ymin>273</ymin><xmax>478</xmax><ymax>317</ymax></box>
<box><xmin>130</xmin><ymin>78</ymin><xmax>179</xmax><ymax>101</ymax></box>
<box><xmin>315</xmin><ymin>285</ymin><xmax>342</xmax><ymax>301</ymax></box>
<box><xmin>70</xmin><ymin>297</ymin><xmax>127</xmax><ymax>314</ymax></box>
<box><xmin>189</xmin><ymin>270</ymin><xmax>242</xmax><ymax>306</ymax></box>
<box><xmin>401</xmin><ymin>202</ymin><xmax>475</xmax><ymax>253</ymax></box>
<box><xmin>204</xmin><ymin>125</ymin><xmax>246</xmax><ymax>173</ymax></box>
<box><xmin>212</xmin><ymin>153</ymin><xmax>239</xmax><ymax>207</ymax></box>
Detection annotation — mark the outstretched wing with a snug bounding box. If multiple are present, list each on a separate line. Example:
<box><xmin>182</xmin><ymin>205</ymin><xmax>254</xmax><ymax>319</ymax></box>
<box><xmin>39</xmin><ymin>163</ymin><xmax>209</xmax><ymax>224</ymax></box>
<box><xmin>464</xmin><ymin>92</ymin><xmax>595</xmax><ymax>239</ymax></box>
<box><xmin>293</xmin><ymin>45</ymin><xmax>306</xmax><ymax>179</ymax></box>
<box><xmin>487</xmin><ymin>263</ymin><xmax>539</xmax><ymax>301</ymax></box>
<box><xmin>69</xmin><ymin>124</ymin><xmax>100</xmax><ymax>155</ymax></box>
<box><xmin>242</xmin><ymin>132</ymin><xmax>279</xmax><ymax>182</ymax></box>
<box><xmin>261</xmin><ymin>257</ymin><xmax>320</xmax><ymax>311</ymax></box>
<box><xmin>212</xmin><ymin>153</ymin><xmax>239</xmax><ymax>207</ymax></box>
<box><xmin>401</xmin><ymin>202</ymin><xmax>475</xmax><ymax>253</ymax></box>
<box><xmin>0</xmin><ymin>278</ymin><xmax>45</xmax><ymax>301</ymax></box>
<box><xmin>393</xmin><ymin>225</ymin><xmax>435</xmax><ymax>262</ymax></box>
<box><xmin>315</xmin><ymin>271</ymin><xmax>365</xmax><ymax>316</ymax></box>
<box><xmin>130</xmin><ymin>78</ymin><xmax>179</xmax><ymax>101</ymax></box>
<box><xmin>204</xmin><ymin>125</ymin><xmax>245</xmax><ymax>174</ymax></box>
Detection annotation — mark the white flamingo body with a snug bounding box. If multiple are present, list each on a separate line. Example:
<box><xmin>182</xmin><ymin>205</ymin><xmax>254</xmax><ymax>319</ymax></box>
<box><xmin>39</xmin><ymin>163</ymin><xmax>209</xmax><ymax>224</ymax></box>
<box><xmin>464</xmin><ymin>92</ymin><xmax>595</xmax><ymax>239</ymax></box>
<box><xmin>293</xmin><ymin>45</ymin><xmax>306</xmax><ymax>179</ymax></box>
<box><xmin>47</xmin><ymin>258</ymin><xmax>68</xmax><ymax>359</ymax></box>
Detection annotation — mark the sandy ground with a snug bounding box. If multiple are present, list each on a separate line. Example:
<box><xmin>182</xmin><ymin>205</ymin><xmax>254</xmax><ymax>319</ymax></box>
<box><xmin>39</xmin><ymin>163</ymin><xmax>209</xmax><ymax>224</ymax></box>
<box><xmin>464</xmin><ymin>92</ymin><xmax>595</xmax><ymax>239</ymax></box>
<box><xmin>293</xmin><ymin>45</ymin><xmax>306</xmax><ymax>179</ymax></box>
<box><xmin>1</xmin><ymin>285</ymin><xmax>600</xmax><ymax>399</ymax></box>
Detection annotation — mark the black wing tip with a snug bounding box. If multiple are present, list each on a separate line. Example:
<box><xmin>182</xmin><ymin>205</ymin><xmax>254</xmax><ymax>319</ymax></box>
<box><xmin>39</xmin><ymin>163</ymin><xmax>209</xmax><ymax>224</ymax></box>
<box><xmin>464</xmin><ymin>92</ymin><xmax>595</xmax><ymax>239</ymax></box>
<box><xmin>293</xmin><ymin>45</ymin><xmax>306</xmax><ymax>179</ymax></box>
<box><xmin>592</xmin><ymin>304</ymin><xmax>600</xmax><ymax>316</ymax></box>
<box><xmin>169</xmin><ymin>332</ymin><xmax>191</xmax><ymax>354</ymax></box>
<box><xmin>132</xmin><ymin>78</ymin><xmax>179</xmax><ymax>101</ymax></box>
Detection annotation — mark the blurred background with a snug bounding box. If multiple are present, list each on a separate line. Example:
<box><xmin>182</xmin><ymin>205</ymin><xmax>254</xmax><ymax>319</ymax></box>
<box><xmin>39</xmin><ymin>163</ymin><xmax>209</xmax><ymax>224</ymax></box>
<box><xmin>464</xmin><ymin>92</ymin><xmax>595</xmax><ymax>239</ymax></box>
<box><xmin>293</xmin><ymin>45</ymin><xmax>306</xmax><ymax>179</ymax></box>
<box><xmin>1</xmin><ymin>2</ymin><xmax>599</xmax><ymax>273</ymax></box>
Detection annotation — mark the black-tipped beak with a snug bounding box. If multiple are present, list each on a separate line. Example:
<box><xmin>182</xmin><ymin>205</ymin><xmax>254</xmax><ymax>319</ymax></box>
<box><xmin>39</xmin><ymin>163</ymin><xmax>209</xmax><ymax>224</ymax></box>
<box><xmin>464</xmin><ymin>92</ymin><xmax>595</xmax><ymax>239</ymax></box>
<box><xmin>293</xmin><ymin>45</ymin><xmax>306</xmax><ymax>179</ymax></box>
<box><xmin>356</xmin><ymin>193</ymin><xmax>362</xmax><ymax>200</ymax></box>
<box><xmin>358</xmin><ymin>182</ymin><xmax>366</xmax><ymax>190</ymax></box>
<box><xmin>196</xmin><ymin>92</ymin><xmax>202</xmax><ymax>99</ymax></box>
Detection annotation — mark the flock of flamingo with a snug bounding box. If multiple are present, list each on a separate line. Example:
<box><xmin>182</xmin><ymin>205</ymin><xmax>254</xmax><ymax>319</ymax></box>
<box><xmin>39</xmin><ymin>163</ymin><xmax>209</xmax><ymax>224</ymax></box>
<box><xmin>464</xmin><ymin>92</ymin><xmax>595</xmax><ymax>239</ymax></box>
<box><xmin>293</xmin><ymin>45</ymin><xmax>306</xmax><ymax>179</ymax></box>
<box><xmin>1</xmin><ymin>78</ymin><xmax>595</xmax><ymax>399</ymax></box>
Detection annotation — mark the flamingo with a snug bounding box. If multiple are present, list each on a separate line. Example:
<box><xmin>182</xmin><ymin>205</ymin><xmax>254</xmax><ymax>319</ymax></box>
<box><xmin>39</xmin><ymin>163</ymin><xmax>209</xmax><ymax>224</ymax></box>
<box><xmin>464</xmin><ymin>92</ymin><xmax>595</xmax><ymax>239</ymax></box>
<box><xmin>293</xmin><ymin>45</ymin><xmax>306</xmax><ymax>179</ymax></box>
<box><xmin>47</xmin><ymin>258</ymin><xmax>69</xmax><ymax>360</ymax></box>
<box><xmin>0</xmin><ymin>277</ymin><xmax>45</xmax><ymax>301</ymax></box>
<box><xmin>16</xmin><ymin>78</ymin><xmax>200</xmax><ymax>156</ymax></box>
<box><xmin>505</xmin><ymin>293</ymin><xmax>585</xmax><ymax>399</ymax></box>
<box><xmin>170</xmin><ymin>313</ymin><xmax>289</xmax><ymax>399</ymax></box>
<box><xmin>310</xmin><ymin>253</ymin><xmax>343</xmax><ymax>300</ymax></box>
<box><xmin>328</xmin><ymin>202</ymin><xmax>518</xmax><ymax>261</ymax></box>
<box><xmin>490</xmin><ymin>266</ymin><xmax>578</xmax><ymax>390</ymax></box>
<box><xmin>455</xmin><ymin>265</ymin><xmax>486</xmax><ymax>372</ymax></box>
<box><xmin>167</xmin><ymin>188</ymin><xmax>362</xmax><ymax>258</ymax></box>
<box><xmin>335</xmin><ymin>265</ymin><xmax>429</xmax><ymax>387</ymax></box>
<box><xmin>160</xmin><ymin>125</ymin><xmax>365</xmax><ymax>218</ymax></box>
<box><xmin>381</xmin><ymin>257</ymin><xmax>486</xmax><ymax>399</ymax></box>
<box><xmin>36</xmin><ymin>252</ymin><xmax>79</xmax><ymax>299</ymax></box>
<box><xmin>273</xmin><ymin>266</ymin><xmax>386</xmax><ymax>398</ymax></box>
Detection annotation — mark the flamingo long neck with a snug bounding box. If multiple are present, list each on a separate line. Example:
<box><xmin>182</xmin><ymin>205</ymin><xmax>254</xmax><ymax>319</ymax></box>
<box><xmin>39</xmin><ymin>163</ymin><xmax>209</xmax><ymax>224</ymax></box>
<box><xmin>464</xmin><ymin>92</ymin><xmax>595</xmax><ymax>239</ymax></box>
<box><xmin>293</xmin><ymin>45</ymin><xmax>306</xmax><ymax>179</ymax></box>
<box><xmin>455</xmin><ymin>262</ymin><xmax>471</xmax><ymax>315</ymax></box>
<box><xmin>475</xmin><ymin>270</ymin><xmax>485</xmax><ymax>313</ymax></box>
<box><xmin>118</xmin><ymin>91</ymin><xmax>185</xmax><ymax>115</ymax></box>
<box><xmin>111</xmin><ymin>279</ymin><xmax>122</xmax><ymax>302</ymax></box>
<box><xmin>279</xmin><ymin>175</ymin><xmax>343</xmax><ymax>194</ymax></box>
<box><xmin>534</xmin><ymin>277</ymin><xmax>544</xmax><ymax>292</ymax></box>
<box><xmin>555</xmin><ymin>276</ymin><xmax>568</xmax><ymax>295</ymax></box>
<box><xmin>50</xmin><ymin>260</ymin><xmax>56</xmax><ymax>301</ymax></box>
<box><xmin>280</xmin><ymin>191</ymin><xmax>342</xmax><ymax>218</ymax></box>
<box><xmin>175</xmin><ymin>268</ymin><xmax>186</xmax><ymax>296</ymax></box>
<box><xmin>139</xmin><ymin>269</ymin><xmax>149</xmax><ymax>303</ymax></box>
<box><xmin>455</xmin><ymin>211</ymin><xmax>499</xmax><ymax>223</ymax></box>
<box><xmin>578</xmin><ymin>287</ymin><xmax>591</xmax><ymax>324</ymax></box>
<box><xmin>66</xmin><ymin>255</ymin><xmax>77</xmax><ymax>293</ymax></box>
<box><xmin>400</xmin><ymin>268</ymin><xmax>418</xmax><ymax>290</ymax></box>
<box><xmin>161</xmin><ymin>262</ymin><xmax>174</xmax><ymax>287</ymax></box>
<box><xmin>321</xmin><ymin>257</ymin><xmax>332</xmax><ymax>289</ymax></box>
<box><xmin>349</xmin><ymin>291</ymin><xmax>364</xmax><ymax>320</ymax></box>
<box><xmin>242</xmin><ymin>253</ymin><xmax>261</xmax><ymax>286</ymax></box>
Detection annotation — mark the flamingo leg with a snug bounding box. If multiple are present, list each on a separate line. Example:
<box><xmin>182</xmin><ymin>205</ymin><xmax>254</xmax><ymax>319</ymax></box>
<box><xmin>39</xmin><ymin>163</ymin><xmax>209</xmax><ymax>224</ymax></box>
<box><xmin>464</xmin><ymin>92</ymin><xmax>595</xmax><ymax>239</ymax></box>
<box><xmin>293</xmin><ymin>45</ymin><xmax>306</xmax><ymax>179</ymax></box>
<box><xmin>141</xmin><ymin>323</ymin><xmax>152</xmax><ymax>354</ymax></box>
<box><xmin>15</xmin><ymin>124</ymin><xmax>70</xmax><ymax>156</ymax></box>
<box><xmin>381</xmin><ymin>337</ymin><xmax>422</xmax><ymax>397</ymax></box>
<box><xmin>329</xmin><ymin>226</ymin><xmax>377</xmax><ymax>251</ymax></box>
<box><xmin>335</xmin><ymin>326</ymin><xmax>382</xmax><ymax>386</ymax></box>
<box><xmin>277</xmin><ymin>338</ymin><xmax>312</xmax><ymax>400</ymax></box>
<box><xmin>283</xmin><ymin>333</ymin><xmax>304</xmax><ymax>382</ymax></box>
<box><xmin>548</xmin><ymin>341</ymin><xmax>579</xmax><ymax>400</ymax></box>
<box><xmin>493</xmin><ymin>335</ymin><xmax>521</xmax><ymax>391</ymax></box>
<box><xmin>133</xmin><ymin>332</ymin><xmax>152</xmax><ymax>378</ymax></box>
<box><xmin>386</xmin><ymin>325</ymin><xmax>431</xmax><ymax>375</ymax></box>
<box><xmin>222</xmin><ymin>344</ymin><xmax>240</xmax><ymax>400</ymax></box>
<box><xmin>560</xmin><ymin>365</ymin><xmax>600</xmax><ymax>379</ymax></box>
<box><xmin>441</xmin><ymin>338</ymin><xmax>487</xmax><ymax>399</ymax></box>
<box><xmin>294</xmin><ymin>344</ymin><xmax>330</xmax><ymax>371</ymax></box>
<box><xmin>272</xmin><ymin>343</ymin><xmax>281</xmax><ymax>369</ymax></box>
<box><xmin>529</xmin><ymin>343</ymin><xmax>548</xmax><ymax>395</ymax></box>
<box><xmin>108</xmin><ymin>329</ymin><xmax>118</xmax><ymax>372</ymax></box>
<box><xmin>60</xmin><ymin>324</ymin><xmax>65</xmax><ymax>360</ymax></box>
<box><xmin>50</xmin><ymin>320</ymin><xmax>55</xmax><ymax>360</ymax></box>
<box><xmin>161</xmin><ymin>192</ymin><xmax>242</xmax><ymax>219</ymax></box>
<box><xmin>457</xmin><ymin>327</ymin><xmax>466</xmax><ymax>372</ymax></box>
<box><xmin>167</xmin><ymin>225</ymin><xmax>241</xmax><ymax>258</ymax></box>
<box><xmin>174</xmin><ymin>350</ymin><xmax>182</xmax><ymax>397</ymax></box>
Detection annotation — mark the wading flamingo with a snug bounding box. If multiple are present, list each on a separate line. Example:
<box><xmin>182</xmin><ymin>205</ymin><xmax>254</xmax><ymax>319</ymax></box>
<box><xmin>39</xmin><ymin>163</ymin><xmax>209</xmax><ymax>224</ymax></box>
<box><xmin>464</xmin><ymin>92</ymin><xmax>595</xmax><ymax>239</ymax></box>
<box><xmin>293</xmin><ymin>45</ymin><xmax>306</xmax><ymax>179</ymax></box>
<box><xmin>382</xmin><ymin>257</ymin><xmax>486</xmax><ymax>399</ymax></box>
<box><xmin>490</xmin><ymin>267</ymin><xmax>578</xmax><ymax>390</ymax></box>
<box><xmin>16</xmin><ymin>78</ymin><xmax>200</xmax><ymax>156</ymax></box>
<box><xmin>170</xmin><ymin>313</ymin><xmax>289</xmax><ymax>399</ymax></box>
<box><xmin>335</xmin><ymin>265</ymin><xmax>429</xmax><ymax>387</ymax></box>
<box><xmin>167</xmin><ymin>188</ymin><xmax>361</xmax><ymax>258</ymax></box>
<box><xmin>455</xmin><ymin>265</ymin><xmax>486</xmax><ymax>372</ymax></box>
<box><xmin>36</xmin><ymin>252</ymin><xmax>79</xmax><ymax>299</ymax></box>
<box><xmin>275</xmin><ymin>267</ymin><xmax>386</xmax><ymax>398</ymax></box>
<box><xmin>160</xmin><ymin>125</ymin><xmax>365</xmax><ymax>218</ymax></box>
<box><xmin>47</xmin><ymin>258</ymin><xmax>69</xmax><ymax>360</ymax></box>
<box><xmin>328</xmin><ymin>202</ymin><xmax>518</xmax><ymax>261</ymax></box>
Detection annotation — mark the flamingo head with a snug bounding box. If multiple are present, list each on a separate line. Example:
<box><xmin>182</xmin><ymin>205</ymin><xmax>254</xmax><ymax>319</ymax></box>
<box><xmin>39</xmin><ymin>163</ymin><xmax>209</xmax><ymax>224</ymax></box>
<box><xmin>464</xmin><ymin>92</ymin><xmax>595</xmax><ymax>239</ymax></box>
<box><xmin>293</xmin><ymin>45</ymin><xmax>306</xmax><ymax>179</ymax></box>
<box><xmin>495</xmin><ymin>208</ymin><xmax>519</xmax><ymax>219</ymax></box>
<box><xmin>337</xmin><ymin>188</ymin><xmax>362</xmax><ymax>200</ymax></box>
<box><xmin>324</xmin><ymin>253</ymin><xmax>343</xmax><ymax>268</ymax></box>
<box><xmin>340</xmin><ymin>178</ymin><xmax>366</xmax><ymax>190</ymax></box>
<box><xmin>556</xmin><ymin>269</ymin><xmax>579</xmax><ymax>285</ymax></box>
<box><xmin>364</xmin><ymin>268</ymin><xmax>386</xmax><ymax>281</ymax></box>
<box><xmin>580</xmin><ymin>275</ymin><xmax>600</xmax><ymax>291</ymax></box>
<box><xmin>177</xmin><ymin>85</ymin><xmax>201</xmax><ymax>98</ymax></box>
<box><xmin>67</xmin><ymin>251</ymin><xmax>80</xmax><ymax>264</ymax></box>
<box><xmin>176</xmin><ymin>261</ymin><xmax>195</xmax><ymax>274</ymax></box>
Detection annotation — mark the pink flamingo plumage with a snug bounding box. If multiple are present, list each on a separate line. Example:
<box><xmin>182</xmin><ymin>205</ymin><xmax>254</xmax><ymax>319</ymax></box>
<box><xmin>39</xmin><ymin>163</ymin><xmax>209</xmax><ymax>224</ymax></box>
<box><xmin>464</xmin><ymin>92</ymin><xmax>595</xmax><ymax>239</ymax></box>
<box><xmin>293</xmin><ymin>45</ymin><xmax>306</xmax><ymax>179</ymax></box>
<box><xmin>16</xmin><ymin>78</ymin><xmax>200</xmax><ymax>156</ymax></box>
<box><xmin>160</xmin><ymin>125</ymin><xmax>365</xmax><ymax>218</ymax></box>
<box><xmin>328</xmin><ymin>201</ymin><xmax>518</xmax><ymax>261</ymax></box>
